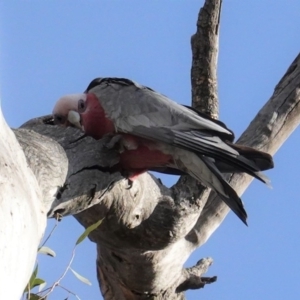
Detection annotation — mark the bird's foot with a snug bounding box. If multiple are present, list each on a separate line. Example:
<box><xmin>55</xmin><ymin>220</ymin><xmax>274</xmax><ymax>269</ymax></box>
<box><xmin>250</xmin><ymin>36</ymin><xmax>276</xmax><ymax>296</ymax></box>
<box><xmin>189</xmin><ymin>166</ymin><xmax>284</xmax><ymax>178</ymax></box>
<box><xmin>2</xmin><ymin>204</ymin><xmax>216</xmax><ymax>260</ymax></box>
<box><xmin>104</xmin><ymin>134</ymin><xmax>123</xmax><ymax>150</ymax></box>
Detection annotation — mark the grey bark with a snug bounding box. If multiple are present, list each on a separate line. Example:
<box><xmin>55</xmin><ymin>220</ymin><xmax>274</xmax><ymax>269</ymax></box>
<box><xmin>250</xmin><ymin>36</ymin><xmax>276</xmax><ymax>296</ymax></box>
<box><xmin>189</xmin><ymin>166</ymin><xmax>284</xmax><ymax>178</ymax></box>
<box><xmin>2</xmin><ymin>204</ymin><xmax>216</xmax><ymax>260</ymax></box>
<box><xmin>191</xmin><ymin>0</ymin><xmax>221</xmax><ymax>118</ymax></box>
<box><xmin>2</xmin><ymin>0</ymin><xmax>300</xmax><ymax>299</ymax></box>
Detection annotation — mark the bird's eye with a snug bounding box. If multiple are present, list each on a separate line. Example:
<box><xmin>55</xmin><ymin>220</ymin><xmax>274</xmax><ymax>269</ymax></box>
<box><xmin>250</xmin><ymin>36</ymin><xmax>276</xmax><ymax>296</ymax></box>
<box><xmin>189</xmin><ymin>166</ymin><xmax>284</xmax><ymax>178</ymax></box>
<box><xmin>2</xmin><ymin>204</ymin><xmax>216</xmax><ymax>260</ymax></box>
<box><xmin>54</xmin><ymin>114</ymin><xmax>65</xmax><ymax>125</ymax></box>
<box><xmin>78</xmin><ymin>99</ymin><xmax>86</xmax><ymax>112</ymax></box>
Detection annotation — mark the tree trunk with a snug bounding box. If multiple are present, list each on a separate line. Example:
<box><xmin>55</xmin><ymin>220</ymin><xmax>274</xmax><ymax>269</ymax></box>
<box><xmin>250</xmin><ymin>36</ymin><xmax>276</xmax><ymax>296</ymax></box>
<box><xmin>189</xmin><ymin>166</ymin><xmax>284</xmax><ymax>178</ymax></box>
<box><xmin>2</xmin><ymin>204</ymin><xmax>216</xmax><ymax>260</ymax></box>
<box><xmin>0</xmin><ymin>108</ymin><xmax>46</xmax><ymax>299</ymax></box>
<box><xmin>0</xmin><ymin>113</ymin><xmax>68</xmax><ymax>299</ymax></box>
<box><xmin>1</xmin><ymin>0</ymin><xmax>300</xmax><ymax>299</ymax></box>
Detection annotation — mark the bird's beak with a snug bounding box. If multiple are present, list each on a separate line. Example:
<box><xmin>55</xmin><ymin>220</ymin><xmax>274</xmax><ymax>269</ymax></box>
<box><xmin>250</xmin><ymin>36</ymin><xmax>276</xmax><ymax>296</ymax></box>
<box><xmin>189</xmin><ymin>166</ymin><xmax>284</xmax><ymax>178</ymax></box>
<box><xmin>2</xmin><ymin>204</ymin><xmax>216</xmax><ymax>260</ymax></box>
<box><xmin>67</xmin><ymin>110</ymin><xmax>82</xmax><ymax>130</ymax></box>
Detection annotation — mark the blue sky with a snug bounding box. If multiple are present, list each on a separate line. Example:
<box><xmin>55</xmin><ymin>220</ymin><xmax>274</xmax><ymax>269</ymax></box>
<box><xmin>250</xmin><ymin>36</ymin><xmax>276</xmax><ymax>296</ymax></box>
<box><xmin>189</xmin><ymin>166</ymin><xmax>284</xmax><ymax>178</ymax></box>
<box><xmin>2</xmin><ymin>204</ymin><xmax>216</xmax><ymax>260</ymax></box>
<box><xmin>1</xmin><ymin>1</ymin><xmax>300</xmax><ymax>299</ymax></box>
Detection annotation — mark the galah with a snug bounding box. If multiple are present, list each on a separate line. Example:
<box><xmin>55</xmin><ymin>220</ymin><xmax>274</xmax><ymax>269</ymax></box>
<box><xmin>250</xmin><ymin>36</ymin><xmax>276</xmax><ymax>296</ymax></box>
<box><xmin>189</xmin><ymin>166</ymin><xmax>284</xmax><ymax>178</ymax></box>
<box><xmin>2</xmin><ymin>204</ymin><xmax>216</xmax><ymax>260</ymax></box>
<box><xmin>53</xmin><ymin>77</ymin><xmax>274</xmax><ymax>225</ymax></box>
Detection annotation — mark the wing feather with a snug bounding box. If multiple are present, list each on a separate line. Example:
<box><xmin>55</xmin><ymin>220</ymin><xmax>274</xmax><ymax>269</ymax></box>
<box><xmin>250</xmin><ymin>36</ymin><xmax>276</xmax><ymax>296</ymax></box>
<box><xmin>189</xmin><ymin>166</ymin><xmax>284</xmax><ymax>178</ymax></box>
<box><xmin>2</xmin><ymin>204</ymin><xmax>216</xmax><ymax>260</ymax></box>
<box><xmin>88</xmin><ymin>78</ymin><xmax>234</xmax><ymax>140</ymax></box>
<box><xmin>201</xmin><ymin>156</ymin><xmax>248</xmax><ymax>225</ymax></box>
<box><xmin>171</xmin><ymin>149</ymin><xmax>248</xmax><ymax>225</ymax></box>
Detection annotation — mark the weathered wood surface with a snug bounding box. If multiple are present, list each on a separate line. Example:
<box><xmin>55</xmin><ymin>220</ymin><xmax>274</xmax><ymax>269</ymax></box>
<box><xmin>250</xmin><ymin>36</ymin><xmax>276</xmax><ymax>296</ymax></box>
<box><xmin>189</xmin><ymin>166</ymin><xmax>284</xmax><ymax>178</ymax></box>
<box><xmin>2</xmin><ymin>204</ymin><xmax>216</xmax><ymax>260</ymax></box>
<box><xmin>191</xmin><ymin>0</ymin><xmax>221</xmax><ymax>118</ymax></box>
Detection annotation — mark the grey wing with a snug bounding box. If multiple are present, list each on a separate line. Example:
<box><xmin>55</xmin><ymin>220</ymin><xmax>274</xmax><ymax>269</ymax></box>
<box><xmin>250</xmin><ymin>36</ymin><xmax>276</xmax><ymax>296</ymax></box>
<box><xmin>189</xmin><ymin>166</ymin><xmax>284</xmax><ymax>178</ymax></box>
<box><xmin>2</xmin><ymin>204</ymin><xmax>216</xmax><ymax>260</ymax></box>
<box><xmin>89</xmin><ymin>78</ymin><xmax>234</xmax><ymax>139</ymax></box>
<box><xmin>132</xmin><ymin>125</ymin><xmax>270</xmax><ymax>185</ymax></box>
<box><xmin>89</xmin><ymin>78</ymin><xmax>270</xmax><ymax>185</ymax></box>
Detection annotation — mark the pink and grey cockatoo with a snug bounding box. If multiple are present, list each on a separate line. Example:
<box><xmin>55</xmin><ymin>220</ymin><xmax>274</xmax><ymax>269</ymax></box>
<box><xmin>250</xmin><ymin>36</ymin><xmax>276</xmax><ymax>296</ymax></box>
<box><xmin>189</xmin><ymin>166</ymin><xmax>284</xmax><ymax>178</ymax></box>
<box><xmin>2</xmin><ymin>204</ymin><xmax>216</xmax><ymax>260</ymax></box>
<box><xmin>53</xmin><ymin>77</ymin><xmax>274</xmax><ymax>225</ymax></box>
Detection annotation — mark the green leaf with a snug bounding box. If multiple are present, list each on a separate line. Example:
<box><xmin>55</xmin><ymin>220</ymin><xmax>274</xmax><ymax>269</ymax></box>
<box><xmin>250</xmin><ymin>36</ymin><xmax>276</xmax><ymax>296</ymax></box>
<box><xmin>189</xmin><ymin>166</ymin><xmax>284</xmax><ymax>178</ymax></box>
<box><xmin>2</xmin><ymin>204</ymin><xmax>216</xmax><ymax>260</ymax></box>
<box><xmin>30</xmin><ymin>278</ymin><xmax>46</xmax><ymax>290</ymax></box>
<box><xmin>28</xmin><ymin>293</ymin><xmax>42</xmax><ymax>300</ymax></box>
<box><xmin>38</xmin><ymin>246</ymin><xmax>56</xmax><ymax>257</ymax></box>
<box><xmin>70</xmin><ymin>268</ymin><xmax>92</xmax><ymax>286</ymax></box>
<box><xmin>75</xmin><ymin>218</ymin><xmax>104</xmax><ymax>246</ymax></box>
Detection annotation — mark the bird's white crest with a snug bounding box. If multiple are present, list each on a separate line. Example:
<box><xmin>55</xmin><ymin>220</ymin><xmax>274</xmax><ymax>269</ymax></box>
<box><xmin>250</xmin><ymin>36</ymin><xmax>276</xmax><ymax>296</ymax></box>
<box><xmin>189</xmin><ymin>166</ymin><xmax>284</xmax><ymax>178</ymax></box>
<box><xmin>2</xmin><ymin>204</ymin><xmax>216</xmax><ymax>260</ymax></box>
<box><xmin>52</xmin><ymin>94</ymin><xmax>86</xmax><ymax>115</ymax></box>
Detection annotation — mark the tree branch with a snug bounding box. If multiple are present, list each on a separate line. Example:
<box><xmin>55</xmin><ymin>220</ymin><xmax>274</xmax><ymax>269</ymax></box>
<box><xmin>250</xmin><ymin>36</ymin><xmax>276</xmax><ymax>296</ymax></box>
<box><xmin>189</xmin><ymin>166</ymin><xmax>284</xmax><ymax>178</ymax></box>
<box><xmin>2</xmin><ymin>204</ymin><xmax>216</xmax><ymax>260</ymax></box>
<box><xmin>190</xmin><ymin>53</ymin><xmax>300</xmax><ymax>248</ymax></box>
<box><xmin>191</xmin><ymin>0</ymin><xmax>222</xmax><ymax>118</ymax></box>
<box><xmin>0</xmin><ymin>109</ymin><xmax>47</xmax><ymax>299</ymax></box>
<box><xmin>20</xmin><ymin>117</ymin><xmax>121</xmax><ymax>218</ymax></box>
<box><xmin>176</xmin><ymin>258</ymin><xmax>217</xmax><ymax>293</ymax></box>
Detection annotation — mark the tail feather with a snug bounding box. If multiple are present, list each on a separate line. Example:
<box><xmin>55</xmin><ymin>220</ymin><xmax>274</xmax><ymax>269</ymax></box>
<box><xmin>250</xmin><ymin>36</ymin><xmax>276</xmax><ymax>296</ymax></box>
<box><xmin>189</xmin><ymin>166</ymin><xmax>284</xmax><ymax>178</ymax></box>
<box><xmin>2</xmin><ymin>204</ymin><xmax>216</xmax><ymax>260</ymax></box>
<box><xmin>178</xmin><ymin>151</ymin><xmax>248</xmax><ymax>225</ymax></box>
<box><xmin>227</xmin><ymin>143</ymin><xmax>274</xmax><ymax>171</ymax></box>
<box><xmin>213</xmin><ymin>143</ymin><xmax>274</xmax><ymax>186</ymax></box>
<box><xmin>174</xmin><ymin>130</ymin><xmax>272</xmax><ymax>185</ymax></box>
<box><xmin>214</xmin><ymin>156</ymin><xmax>272</xmax><ymax>185</ymax></box>
<box><xmin>201</xmin><ymin>156</ymin><xmax>248</xmax><ymax>225</ymax></box>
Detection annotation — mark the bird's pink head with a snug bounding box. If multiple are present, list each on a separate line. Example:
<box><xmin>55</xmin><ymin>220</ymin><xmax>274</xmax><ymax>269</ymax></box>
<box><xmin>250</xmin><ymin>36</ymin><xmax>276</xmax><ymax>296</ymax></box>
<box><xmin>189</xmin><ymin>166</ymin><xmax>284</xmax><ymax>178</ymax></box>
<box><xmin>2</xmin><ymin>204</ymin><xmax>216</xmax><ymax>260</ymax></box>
<box><xmin>52</xmin><ymin>94</ymin><xmax>86</xmax><ymax>128</ymax></box>
<box><xmin>53</xmin><ymin>92</ymin><xmax>113</xmax><ymax>139</ymax></box>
